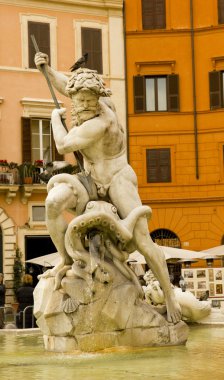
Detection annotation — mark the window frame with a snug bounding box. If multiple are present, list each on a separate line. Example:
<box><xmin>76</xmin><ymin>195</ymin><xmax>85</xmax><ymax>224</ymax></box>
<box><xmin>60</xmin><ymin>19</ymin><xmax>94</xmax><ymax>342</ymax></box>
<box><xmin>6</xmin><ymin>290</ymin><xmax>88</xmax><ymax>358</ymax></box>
<box><xmin>28</xmin><ymin>202</ymin><xmax>46</xmax><ymax>227</ymax></box>
<box><xmin>141</xmin><ymin>0</ymin><xmax>166</xmax><ymax>30</ymax></box>
<box><xmin>133</xmin><ymin>74</ymin><xmax>179</xmax><ymax>113</ymax></box>
<box><xmin>22</xmin><ymin>117</ymin><xmax>62</xmax><ymax>163</ymax></box>
<box><xmin>145</xmin><ymin>76</ymin><xmax>168</xmax><ymax>112</ymax></box>
<box><xmin>20</xmin><ymin>13</ymin><xmax>57</xmax><ymax>70</ymax></box>
<box><xmin>209</xmin><ymin>70</ymin><xmax>224</xmax><ymax>109</ymax></box>
<box><xmin>146</xmin><ymin>147</ymin><xmax>172</xmax><ymax>183</ymax></box>
<box><xmin>73</xmin><ymin>19</ymin><xmax>109</xmax><ymax>76</ymax></box>
<box><xmin>31</xmin><ymin>118</ymin><xmax>52</xmax><ymax>163</ymax></box>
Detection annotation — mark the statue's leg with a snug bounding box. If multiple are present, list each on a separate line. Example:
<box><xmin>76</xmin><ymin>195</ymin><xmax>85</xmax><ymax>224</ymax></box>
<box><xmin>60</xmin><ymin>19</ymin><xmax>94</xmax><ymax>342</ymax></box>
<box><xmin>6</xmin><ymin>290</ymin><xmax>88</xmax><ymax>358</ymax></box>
<box><xmin>44</xmin><ymin>175</ymin><xmax>89</xmax><ymax>283</ymax></box>
<box><xmin>109</xmin><ymin>167</ymin><xmax>181</xmax><ymax>324</ymax></box>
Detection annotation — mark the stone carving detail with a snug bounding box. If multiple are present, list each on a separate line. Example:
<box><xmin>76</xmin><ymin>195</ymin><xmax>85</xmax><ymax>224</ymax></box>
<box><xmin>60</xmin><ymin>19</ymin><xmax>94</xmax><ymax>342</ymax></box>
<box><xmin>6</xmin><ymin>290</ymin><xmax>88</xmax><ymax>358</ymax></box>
<box><xmin>143</xmin><ymin>270</ymin><xmax>211</xmax><ymax>322</ymax></box>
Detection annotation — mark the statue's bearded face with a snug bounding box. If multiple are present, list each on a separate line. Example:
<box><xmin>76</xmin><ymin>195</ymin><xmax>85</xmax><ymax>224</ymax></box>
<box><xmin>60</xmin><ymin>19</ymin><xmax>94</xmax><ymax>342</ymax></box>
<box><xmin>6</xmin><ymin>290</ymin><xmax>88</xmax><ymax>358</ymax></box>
<box><xmin>71</xmin><ymin>90</ymin><xmax>100</xmax><ymax>124</ymax></box>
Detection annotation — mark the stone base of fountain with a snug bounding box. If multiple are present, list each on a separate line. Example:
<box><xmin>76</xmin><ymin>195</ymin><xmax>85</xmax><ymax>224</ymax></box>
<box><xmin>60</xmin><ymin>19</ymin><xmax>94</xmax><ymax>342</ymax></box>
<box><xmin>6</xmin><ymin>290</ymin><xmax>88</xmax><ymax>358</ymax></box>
<box><xmin>34</xmin><ymin>274</ymin><xmax>189</xmax><ymax>352</ymax></box>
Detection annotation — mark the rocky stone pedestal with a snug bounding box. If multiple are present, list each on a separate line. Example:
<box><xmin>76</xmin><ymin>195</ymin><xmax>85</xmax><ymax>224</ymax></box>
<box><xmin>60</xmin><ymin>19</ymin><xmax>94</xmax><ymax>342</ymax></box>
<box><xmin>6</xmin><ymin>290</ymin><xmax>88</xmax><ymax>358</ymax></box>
<box><xmin>34</xmin><ymin>273</ymin><xmax>189</xmax><ymax>353</ymax></box>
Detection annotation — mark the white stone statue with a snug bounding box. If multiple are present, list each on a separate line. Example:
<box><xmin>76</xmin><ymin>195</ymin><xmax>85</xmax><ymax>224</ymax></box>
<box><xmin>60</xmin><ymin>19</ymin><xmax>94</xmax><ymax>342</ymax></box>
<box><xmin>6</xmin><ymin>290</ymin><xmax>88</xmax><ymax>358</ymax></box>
<box><xmin>33</xmin><ymin>53</ymin><xmax>188</xmax><ymax>352</ymax></box>
<box><xmin>143</xmin><ymin>270</ymin><xmax>211</xmax><ymax>322</ymax></box>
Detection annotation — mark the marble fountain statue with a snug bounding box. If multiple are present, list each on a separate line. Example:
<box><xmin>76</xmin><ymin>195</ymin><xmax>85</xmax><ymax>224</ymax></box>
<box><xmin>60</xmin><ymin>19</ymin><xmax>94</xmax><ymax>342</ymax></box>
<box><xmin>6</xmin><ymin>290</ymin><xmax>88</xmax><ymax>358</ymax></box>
<box><xmin>143</xmin><ymin>270</ymin><xmax>211</xmax><ymax>323</ymax></box>
<box><xmin>33</xmin><ymin>52</ymin><xmax>189</xmax><ymax>352</ymax></box>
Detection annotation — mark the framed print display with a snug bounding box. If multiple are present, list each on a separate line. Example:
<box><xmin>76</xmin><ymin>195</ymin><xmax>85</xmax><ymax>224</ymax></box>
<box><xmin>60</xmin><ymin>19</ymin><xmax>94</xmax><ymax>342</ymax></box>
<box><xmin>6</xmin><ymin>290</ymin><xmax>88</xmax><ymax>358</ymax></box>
<box><xmin>181</xmin><ymin>267</ymin><xmax>224</xmax><ymax>298</ymax></box>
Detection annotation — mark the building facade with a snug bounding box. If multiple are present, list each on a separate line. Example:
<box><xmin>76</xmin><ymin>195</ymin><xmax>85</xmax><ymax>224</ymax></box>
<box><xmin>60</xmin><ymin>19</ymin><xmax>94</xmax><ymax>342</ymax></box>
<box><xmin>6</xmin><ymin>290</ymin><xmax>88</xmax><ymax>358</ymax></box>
<box><xmin>125</xmin><ymin>0</ymin><xmax>224</xmax><ymax>263</ymax></box>
<box><xmin>0</xmin><ymin>0</ymin><xmax>125</xmax><ymax>304</ymax></box>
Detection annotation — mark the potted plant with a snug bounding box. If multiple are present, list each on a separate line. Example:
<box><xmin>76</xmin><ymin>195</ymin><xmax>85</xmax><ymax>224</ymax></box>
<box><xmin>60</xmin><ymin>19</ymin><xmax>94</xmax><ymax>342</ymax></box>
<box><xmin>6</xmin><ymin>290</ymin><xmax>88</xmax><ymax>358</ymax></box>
<box><xmin>0</xmin><ymin>159</ymin><xmax>9</xmax><ymax>172</ymax></box>
<box><xmin>18</xmin><ymin>162</ymin><xmax>35</xmax><ymax>184</ymax></box>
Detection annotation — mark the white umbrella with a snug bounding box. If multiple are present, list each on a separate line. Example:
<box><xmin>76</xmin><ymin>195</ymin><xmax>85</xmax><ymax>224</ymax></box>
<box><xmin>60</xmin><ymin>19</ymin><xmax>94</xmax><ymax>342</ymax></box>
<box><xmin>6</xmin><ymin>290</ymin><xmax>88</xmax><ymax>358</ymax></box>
<box><xmin>161</xmin><ymin>246</ymin><xmax>206</xmax><ymax>260</ymax></box>
<box><xmin>26</xmin><ymin>252</ymin><xmax>60</xmax><ymax>267</ymax></box>
<box><xmin>27</xmin><ymin>244</ymin><xmax>220</xmax><ymax>268</ymax></box>
<box><xmin>200</xmin><ymin>245</ymin><xmax>224</xmax><ymax>257</ymax></box>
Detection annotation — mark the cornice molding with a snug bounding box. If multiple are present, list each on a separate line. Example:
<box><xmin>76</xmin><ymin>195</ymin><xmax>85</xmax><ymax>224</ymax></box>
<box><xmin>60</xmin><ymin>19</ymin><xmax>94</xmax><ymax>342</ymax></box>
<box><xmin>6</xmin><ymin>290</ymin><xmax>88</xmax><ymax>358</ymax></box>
<box><xmin>0</xmin><ymin>0</ymin><xmax>123</xmax><ymax>16</ymax></box>
<box><xmin>142</xmin><ymin>196</ymin><xmax>224</xmax><ymax>206</ymax></box>
<box><xmin>126</xmin><ymin>25</ymin><xmax>224</xmax><ymax>37</ymax></box>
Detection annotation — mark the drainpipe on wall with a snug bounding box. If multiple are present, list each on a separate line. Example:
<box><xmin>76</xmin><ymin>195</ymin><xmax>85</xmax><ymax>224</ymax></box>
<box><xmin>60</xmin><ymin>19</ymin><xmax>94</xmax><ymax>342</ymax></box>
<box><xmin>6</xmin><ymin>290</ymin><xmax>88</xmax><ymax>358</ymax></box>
<box><xmin>123</xmin><ymin>0</ymin><xmax>130</xmax><ymax>162</ymax></box>
<box><xmin>190</xmin><ymin>0</ymin><xmax>199</xmax><ymax>179</ymax></box>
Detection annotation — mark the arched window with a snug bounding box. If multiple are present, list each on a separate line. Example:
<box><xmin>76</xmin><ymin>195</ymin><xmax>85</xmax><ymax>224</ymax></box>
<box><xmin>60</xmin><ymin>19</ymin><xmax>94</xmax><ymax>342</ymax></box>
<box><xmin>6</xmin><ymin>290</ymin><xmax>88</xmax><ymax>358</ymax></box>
<box><xmin>0</xmin><ymin>227</ymin><xmax>3</xmax><ymax>273</ymax></box>
<box><xmin>151</xmin><ymin>228</ymin><xmax>181</xmax><ymax>248</ymax></box>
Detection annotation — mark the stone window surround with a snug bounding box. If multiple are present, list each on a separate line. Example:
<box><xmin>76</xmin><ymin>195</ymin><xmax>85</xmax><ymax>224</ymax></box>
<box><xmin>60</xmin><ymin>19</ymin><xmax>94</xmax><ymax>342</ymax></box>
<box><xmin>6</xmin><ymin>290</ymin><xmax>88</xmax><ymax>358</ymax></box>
<box><xmin>20</xmin><ymin>97</ymin><xmax>63</xmax><ymax>118</ymax></box>
<box><xmin>28</xmin><ymin>202</ymin><xmax>46</xmax><ymax>227</ymax></box>
<box><xmin>73</xmin><ymin>19</ymin><xmax>109</xmax><ymax>77</ymax></box>
<box><xmin>20</xmin><ymin>13</ymin><xmax>57</xmax><ymax>70</ymax></box>
<box><xmin>0</xmin><ymin>208</ymin><xmax>16</xmax><ymax>304</ymax></box>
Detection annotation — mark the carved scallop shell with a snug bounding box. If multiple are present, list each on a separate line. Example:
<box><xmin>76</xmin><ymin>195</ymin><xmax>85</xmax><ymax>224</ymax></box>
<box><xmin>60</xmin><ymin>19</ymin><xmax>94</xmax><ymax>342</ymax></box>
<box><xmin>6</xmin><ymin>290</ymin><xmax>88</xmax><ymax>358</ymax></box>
<box><xmin>63</xmin><ymin>297</ymin><xmax>80</xmax><ymax>314</ymax></box>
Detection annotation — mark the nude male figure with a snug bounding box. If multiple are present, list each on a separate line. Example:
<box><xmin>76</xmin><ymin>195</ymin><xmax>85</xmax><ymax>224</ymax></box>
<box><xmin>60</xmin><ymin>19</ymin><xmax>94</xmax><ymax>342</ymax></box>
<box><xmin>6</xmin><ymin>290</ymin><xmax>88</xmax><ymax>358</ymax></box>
<box><xmin>35</xmin><ymin>52</ymin><xmax>181</xmax><ymax>324</ymax></box>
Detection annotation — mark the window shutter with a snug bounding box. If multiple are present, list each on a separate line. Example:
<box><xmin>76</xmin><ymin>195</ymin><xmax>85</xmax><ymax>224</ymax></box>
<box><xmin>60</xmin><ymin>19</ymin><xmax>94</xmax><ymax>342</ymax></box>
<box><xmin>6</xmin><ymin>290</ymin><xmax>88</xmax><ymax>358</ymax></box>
<box><xmin>155</xmin><ymin>0</ymin><xmax>166</xmax><ymax>29</ymax></box>
<box><xmin>146</xmin><ymin>148</ymin><xmax>171</xmax><ymax>183</ymax></box>
<box><xmin>142</xmin><ymin>0</ymin><xmax>154</xmax><ymax>29</ymax></box>
<box><xmin>142</xmin><ymin>0</ymin><xmax>166</xmax><ymax>30</ymax></box>
<box><xmin>209</xmin><ymin>71</ymin><xmax>222</xmax><ymax>109</ymax></box>
<box><xmin>218</xmin><ymin>0</ymin><xmax>224</xmax><ymax>24</ymax></box>
<box><xmin>22</xmin><ymin>117</ymin><xmax>32</xmax><ymax>162</ymax></box>
<box><xmin>167</xmin><ymin>74</ymin><xmax>179</xmax><ymax>112</ymax></box>
<box><xmin>159</xmin><ymin>148</ymin><xmax>171</xmax><ymax>182</ymax></box>
<box><xmin>81</xmin><ymin>27</ymin><xmax>103</xmax><ymax>74</ymax></box>
<box><xmin>133</xmin><ymin>76</ymin><xmax>145</xmax><ymax>113</ymax></box>
<box><xmin>28</xmin><ymin>21</ymin><xmax>50</xmax><ymax>69</ymax></box>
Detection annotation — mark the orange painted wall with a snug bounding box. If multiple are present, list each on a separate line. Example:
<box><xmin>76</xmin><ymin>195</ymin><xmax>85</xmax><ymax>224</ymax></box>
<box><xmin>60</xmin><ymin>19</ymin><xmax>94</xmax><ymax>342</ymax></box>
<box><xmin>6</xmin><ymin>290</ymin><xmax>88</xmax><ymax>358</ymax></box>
<box><xmin>125</xmin><ymin>0</ymin><xmax>224</xmax><ymax>256</ymax></box>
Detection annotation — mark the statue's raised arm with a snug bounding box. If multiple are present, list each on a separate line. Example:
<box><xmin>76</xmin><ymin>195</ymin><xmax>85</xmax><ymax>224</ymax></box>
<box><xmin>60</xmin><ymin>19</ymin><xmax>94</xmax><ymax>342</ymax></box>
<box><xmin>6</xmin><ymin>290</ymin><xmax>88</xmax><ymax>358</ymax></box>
<box><xmin>34</xmin><ymin>52</ymin><xmax>68</xmax><ymax>96</ymax></box>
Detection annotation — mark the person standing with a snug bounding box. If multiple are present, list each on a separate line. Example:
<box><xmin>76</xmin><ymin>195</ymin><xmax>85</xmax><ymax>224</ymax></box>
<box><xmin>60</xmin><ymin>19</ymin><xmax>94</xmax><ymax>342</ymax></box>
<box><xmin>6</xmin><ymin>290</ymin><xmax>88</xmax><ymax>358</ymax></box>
<box><xmin>0</xmin><ymin>273</ymin><xmax>6</xmax><ymax>329</ymax></box>
<box><xmin>16</xmin><ymin>274</ymin><xmax>34</xmax><ymax>328</ymax></box>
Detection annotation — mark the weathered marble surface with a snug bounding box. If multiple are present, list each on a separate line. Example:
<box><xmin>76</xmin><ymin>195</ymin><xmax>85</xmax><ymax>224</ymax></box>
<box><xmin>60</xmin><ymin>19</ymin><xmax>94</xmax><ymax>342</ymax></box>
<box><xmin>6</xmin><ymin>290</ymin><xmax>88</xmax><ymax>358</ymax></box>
<box><xmin>143</xmin><ymin>270</ymin><xmax>211</xmax><ymax>323</ymax></box>
<box><xmin>33</xmin><ymin>56</ymin><xmax>187</xmax><ymax>351</ymax></box>
<box><xmin>34</xmin><ymin>270</ymin><xmax>188</xmax><ymax>352</ymax></box>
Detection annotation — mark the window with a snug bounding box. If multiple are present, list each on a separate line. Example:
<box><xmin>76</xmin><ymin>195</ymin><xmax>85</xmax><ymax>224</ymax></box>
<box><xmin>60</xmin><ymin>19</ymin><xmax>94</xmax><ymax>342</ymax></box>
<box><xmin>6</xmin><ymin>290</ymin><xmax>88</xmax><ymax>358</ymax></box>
<box><xmin>73</xmin><ymin>20</ymin><xmax>109</xmax><ymax>76</ymax></box>
<box><xmin>151</xmin><ymin>229</ymin><xmax>181</xmax><ymax>248</ymax></box>
<box><xmin>81</xmin><ymin>27</ymin><xmax>103</xmax><ymax>74</ymax></box>
<box><xmin>209</xmin><ymin>70</ymin><xmax>224</xmax><ymax>109</ymax></box>
<box><xmin>218</xmin><ymin>0</ymin><xmax>224</xmax><ymax>24</ymax></box>
<box><xmin>28</xmin><ymin>21</ymin><xmax>50</xmax><ymax>69</ymax></box>
<box><xmin>134</xmin><ymin>75</ymin><xmax>179</xmax><ymax>113</ymax></box>
<box><xmin>142</xmin><ymin>0</ymin><xmax>166</xmax><ymax>30</ymax></box>
<box><xmin>28</xmin><ymin>203</ymin><xmax>46</xmax><ymax>226</ymax></box>
<box><xmin>22</xmin><ymin>117</ymin><xmax>63</xmax><ymax>163</ymax></box>
<box><xmin>20</xmin><ymin>14</ymin><xmax>57</xmax><ymax>69</ymax></box>
<box><xmin>146</xmin><ymin>148</ymin><xmax>171</xmax><ymax>183</ymax></box>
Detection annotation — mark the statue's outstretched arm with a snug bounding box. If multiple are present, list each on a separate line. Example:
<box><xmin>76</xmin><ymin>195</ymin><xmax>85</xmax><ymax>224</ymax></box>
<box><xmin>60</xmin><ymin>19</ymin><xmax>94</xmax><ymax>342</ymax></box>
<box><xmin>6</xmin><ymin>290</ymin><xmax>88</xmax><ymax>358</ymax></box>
<box><xmin>51</xmin><ymin>107</ymin><xmax>108</xmax><ymax>154</ymax></box>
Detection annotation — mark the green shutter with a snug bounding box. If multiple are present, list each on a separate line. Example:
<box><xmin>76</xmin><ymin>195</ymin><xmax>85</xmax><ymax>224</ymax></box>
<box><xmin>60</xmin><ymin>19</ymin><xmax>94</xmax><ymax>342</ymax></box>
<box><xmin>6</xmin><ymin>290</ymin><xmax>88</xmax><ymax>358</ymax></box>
<box><xmin>167</xmin><ymin>74</ymin><xmax>179</xmax><ymax>112</ymax></box>
<box><xmin>22</xmin><ymin>117</ymin><xmax>32</xmax><ymax>162</ymax></box>
<box><xmin>133</xmin><ymin>76</ymin><xmax>145</xmax><ymax>113</ymax></box>
<box><xmin>209</xmin><ymin>71</ymin><xmax>222</xmax><ymax>109</ymax></box>
<box><xmin>81</xmin><ymin>27</ymin><xmax>103</xmax><ymax>74</ymax></box>
<box><xmin>28</xmin><ymin>21</ymin><xmax>50</xmax><ymax>68</ymax></box>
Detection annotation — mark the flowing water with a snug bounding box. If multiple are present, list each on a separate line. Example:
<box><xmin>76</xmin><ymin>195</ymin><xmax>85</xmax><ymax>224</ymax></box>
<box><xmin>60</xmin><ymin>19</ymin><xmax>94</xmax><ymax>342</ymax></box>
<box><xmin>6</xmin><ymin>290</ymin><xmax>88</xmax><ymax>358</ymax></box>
<box><xmin>0</xmin><ymin>325</ymin><xmax>223</xmax><ymax>380</ymax></box>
